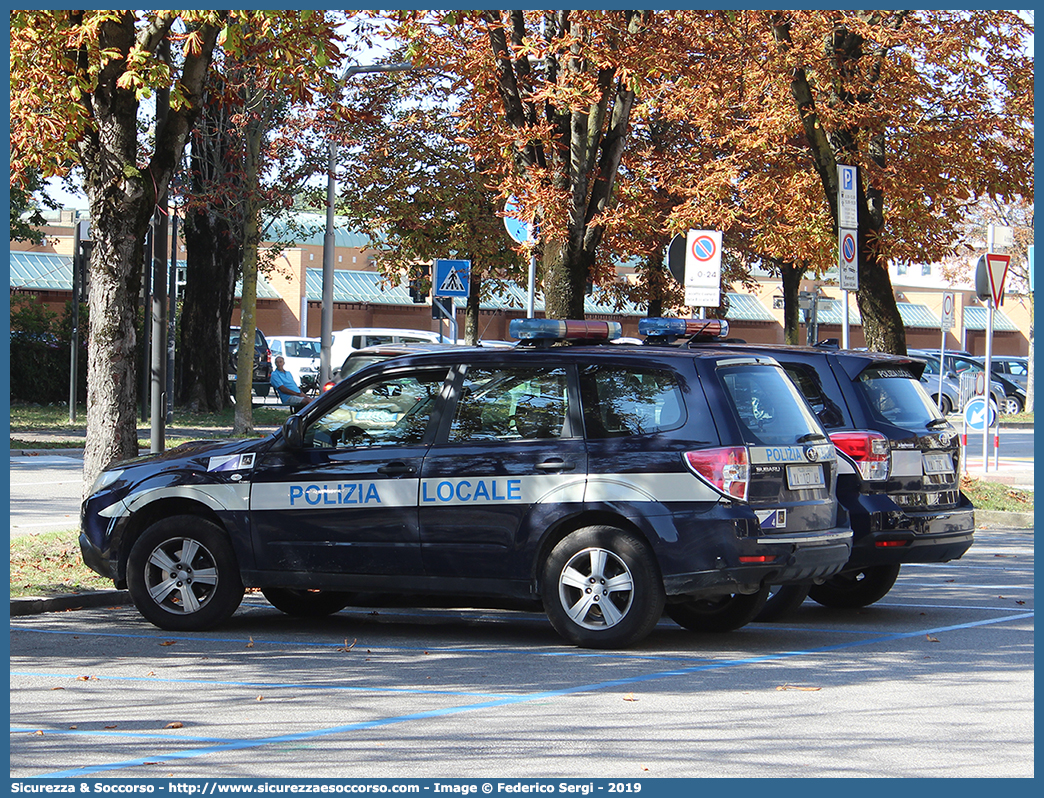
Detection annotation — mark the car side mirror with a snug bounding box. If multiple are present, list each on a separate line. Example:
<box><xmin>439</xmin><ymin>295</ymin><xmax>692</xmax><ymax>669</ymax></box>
<box><xmin>283</xmin><ymin>415</ymin><xmax>304</xmax><ymax>449</ymax></box>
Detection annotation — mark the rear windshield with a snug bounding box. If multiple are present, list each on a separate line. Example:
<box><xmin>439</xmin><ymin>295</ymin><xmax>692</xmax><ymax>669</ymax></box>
<box><xmin>857</xmin><ymin>366</ymin><xmax>944</xmax><ymax>426</ymax></box>
<box><xmin>284</xmin><ymin>340</ymin><xmax>320</xmax><ymax>358</ymax></box>
<box><xmin>718</xmin><ymin>363</ymin><xmax>826</xmax><ymax>446</ymax></box>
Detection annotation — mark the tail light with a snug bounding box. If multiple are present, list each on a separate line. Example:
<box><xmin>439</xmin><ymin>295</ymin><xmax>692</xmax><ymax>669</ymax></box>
<box><xmin>322</xmin><ymin>380</ymin><xmax>337</xmax><ymax>392</ymax></box>
<box><xmin>830</xmin><ymin>431</ymin><xmax>890</xmax><ymax>481</ymax></box>
<box><xmin>684</xmin><ymin>446</ymin><xmax>750</xmax><ymax>502</ymax></box>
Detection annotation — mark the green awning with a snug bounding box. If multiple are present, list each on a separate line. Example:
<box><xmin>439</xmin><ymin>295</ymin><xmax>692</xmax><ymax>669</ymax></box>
<box><xmin>963</xmin><ymin>305</ymin><xmax>1019</xmax><ymax>332</ymax></box>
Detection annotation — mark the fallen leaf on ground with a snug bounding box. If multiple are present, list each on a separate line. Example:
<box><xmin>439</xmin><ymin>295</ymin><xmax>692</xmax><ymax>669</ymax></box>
<box><xmin>623</xmin><ymin>693</ymin><xmax>638</xmax><ymax>702</ymax></box>
<box><xmin>246</xmin><ymin>637</ymin><xmax>254</xmax><ymax>649</ymax></box>
<box><xmin>105</xmin><ymin>725</ymin><xmax>117</xmax><ymax>729</ymax></box>
<box><xmin>160</xmin><ymin>640</ymin><xmax>176</xmax><ymax>647</ymax></box>
<box><xmin>926</xmin><ymin>635</ymin><xmax>940</xmax><ymax>642</ymax></box>
<box><xmin>335</xmin><ymin>638</ymin><xmax>356</xmax><ymax>652</ymax></box>
<box><xmin>164</xmin><ymin>722</ymin><xmax>184</xmax><ymax>729</ymax></box>
<box><xmin>51</xmin><ymin>687</ymin><xmax>65</xmax><ymax>691</ymax></box>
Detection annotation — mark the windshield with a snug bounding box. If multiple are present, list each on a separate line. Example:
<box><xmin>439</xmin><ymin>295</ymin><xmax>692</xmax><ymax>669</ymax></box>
<box><xmin>858</xmin><ymin>366</ymin><xmax>944</xmax><ymax>427</ymax></box>
<box><xmin>718</xmin><ymin>364</ymin><xmax>826</xmax><ymax>446</ymax></box>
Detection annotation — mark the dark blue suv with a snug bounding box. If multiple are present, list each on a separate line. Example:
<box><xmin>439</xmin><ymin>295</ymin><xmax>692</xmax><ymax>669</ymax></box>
<box><xmin>80</xmin><ymin>320</ymin><xmax>852</xmax><ymax>648</ymax></box>
<box><xmin>639</xmin><ymin>318</ymin><xmax>975</xmax><ymax>619</ymax></box>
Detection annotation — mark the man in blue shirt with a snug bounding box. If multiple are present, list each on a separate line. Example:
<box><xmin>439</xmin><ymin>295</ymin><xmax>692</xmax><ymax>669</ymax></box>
<box><xmin>271</xmin><ymin>356</ymin><xmax>309</xmax><ymax>411</ymax></box>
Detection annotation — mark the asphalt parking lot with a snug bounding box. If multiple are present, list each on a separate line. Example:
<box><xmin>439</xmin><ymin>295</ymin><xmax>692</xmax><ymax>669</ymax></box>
<box><xmin>10</xmin><ymin>526</ymin><xmax>1034</xmax><ymax>781</ymax></box>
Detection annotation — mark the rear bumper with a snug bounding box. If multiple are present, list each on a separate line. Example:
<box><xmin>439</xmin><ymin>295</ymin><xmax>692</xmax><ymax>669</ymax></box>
<box><xmin>842</xmin><ymin>491</ymin><xmax>975</xmax><ymax>568</ymax></box>
<box><xmin>663</xmin><ymin>527</ymin><xmax>853</xmax><ymax>598</ymax></box>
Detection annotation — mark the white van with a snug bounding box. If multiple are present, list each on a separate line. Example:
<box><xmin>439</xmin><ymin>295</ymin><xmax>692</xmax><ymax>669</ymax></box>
<box><xmin>330</xmin><ymin>327</ymin><xmax>443</xmax><ymax>377</ymax></box>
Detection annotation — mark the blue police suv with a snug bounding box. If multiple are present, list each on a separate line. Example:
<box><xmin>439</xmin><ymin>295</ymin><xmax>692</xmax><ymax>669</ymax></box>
<box><xmin>80</xmin><ymin>320</ymin><xmax>852</xmax><ymax>648</ymax></box>
<box><xmin>640</xmin><ymin>318</ymin><xmax>976</xmax><ymax>619</ymax></box>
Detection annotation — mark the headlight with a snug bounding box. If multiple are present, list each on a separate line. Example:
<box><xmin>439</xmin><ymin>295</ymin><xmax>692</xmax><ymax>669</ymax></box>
<box><xmin>89</xmin><ymin>469</ymin><xmax>125</xmax><ymax>496</ymax></box>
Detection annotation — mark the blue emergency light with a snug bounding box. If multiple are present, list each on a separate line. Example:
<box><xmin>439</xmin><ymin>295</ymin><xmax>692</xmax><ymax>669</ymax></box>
<box><xmin>509</xmin><ymin>319</ymin><xmax>622</xmax><ymax>341</ymax></box>
<box><xmin>638</xmin><ymin>317</ymin><xmax>730</xmax><ymax>340</ymax></box>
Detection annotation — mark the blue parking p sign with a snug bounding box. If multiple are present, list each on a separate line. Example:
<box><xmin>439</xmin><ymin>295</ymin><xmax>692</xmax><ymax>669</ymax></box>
<box><xmin>434</xmin><ymin>259</ymin><xmax>470</xmax><ymax>298</ymax></box>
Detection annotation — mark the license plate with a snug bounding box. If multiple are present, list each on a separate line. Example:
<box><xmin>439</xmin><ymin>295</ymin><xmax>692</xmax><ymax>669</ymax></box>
<box><xmin>787</xmin><ymin>463</ymin><xmax>825</xmax><ymax>489</ymax></box>
<box><xmin>227</xmin><ymin>373</ymin><xmax>236</xmax><ymax>381</ymax></box>
<box><xmin>922</xmin><ymin>452</ymin><xmax>954</xmax><ymax>474</ymax></box>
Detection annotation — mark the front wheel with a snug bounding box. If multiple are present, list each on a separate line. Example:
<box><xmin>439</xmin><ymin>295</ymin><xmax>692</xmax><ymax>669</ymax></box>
<box><xmin>542</xmin><ymin>526</ymin><xmax>664</xmax><ymax>649</ymax></box>
<box><xmin>755</xmin><ymin>582</ymin><xmax>811</xmax><ymax>622</ymax></box>
<box><xmin>126</xmin><ymin>515</ymin><xmax>244</xmax><ymax>631</ymax></box>
<box><xmin>666</xmin><ymin>586</ymin><xmax>769</xmax><ymax>632</ymax></box>
<box><xmin>808</xmin><ymin>564</ymin><xmax>901</xmax><ymax>608</ymax></box>
<box><xmin>934</xmin><ymin>394</ymin><xmax>953</xmax><ymax>416</ymax></box>
<box><xmin>261</xmin><ymin>587</ymin><xmax>354</xmax><ymax>617</ymax></box>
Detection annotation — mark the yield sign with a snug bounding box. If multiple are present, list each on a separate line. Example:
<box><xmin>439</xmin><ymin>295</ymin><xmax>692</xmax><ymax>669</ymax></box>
<box><xmin>985</xmin><ymin>253</ymin><xmax>1011</xmax><ymax>306</ymax></box>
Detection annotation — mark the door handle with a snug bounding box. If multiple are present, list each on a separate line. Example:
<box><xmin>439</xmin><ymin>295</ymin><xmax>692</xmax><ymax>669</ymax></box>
<box><xmin>378</xmin><ymin>462</ymin><xmax>415</xmax><ymax>476</ymax></box>
<box><xmin>536</xmin><ymin>459</ymin><xmax>574</xmax><ymax>472</ymax></box>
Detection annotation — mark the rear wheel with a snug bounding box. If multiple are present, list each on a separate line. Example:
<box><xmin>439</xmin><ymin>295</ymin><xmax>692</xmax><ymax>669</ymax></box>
<box><xmin>1003</xmin><ymin>395</ymin><xmax>1023</xmax><ymax>415</ymax></box>
<box><xmin>933</xmin><ymin>394</ymin><xmax>953</xmax><ymax>416</ymax></box>
<box><xmin>127</xmin><ymin>515</ymin><xmax>244</xmax><ymax>631</ymax></box>
<box><xmin>542</xmin><ymin>526</ymin><xmax>664</xmax><ymax>649</ymax></box>
<box><xmin>666</xmin><ymin>586</ymin><xmax>769</xmax><ymax>632</ymax></box>
<box><xmin>261</xmin><ymin>587</ymin><xmax>354</xmax><ymax>617</ymax></box>
<box><xmin>755</xmin><ymin>582</ymin><xmax>811</xmax><ymax>622</ymax></box>
<box><xmin>808</xmin><ymin>564</ymin><xmax>901</xmax><ymax>608</ymax></box>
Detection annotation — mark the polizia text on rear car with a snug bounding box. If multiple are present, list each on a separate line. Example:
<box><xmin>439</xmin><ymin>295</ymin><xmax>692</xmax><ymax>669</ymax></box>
<box><xmin>80</xmin><ymin>319</ymin><xmax>852</xmax><ymax>648</ymax></box>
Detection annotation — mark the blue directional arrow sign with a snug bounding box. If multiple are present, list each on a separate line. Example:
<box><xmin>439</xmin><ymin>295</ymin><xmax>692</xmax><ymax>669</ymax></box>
<box><xmin>963</xmin><ymin>396</ymin><xmax>996</xmax><ymax>431</ymax></box>
<box><xmin>434</xmin><ymin>259</ymin><xmax>470</xmax><ymax>298</ymax></box>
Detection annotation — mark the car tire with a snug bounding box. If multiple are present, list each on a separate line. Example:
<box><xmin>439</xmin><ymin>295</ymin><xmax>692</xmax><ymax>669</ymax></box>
<box><xmin>127</xmin><ymin>515</ymin><xmax>244</xmax><ymax>631</ymax></box>
<box><xmin>541</xmin><ymin>526</ymin><xmax>665</xmax><ymax>649</ymax></box>
<box><xmin>755</xmin><ymin>582</ymin><xmax>811</xmax><ymax>622</ymax></box>
<box><xmin>665</xmin><ymin>586</ymin><xmax>770</xmax><ymax>632</ymax></box>
<box><xmin>807</xmin><ymin>564</ymin><xmax>901</xmax><ymax>608</ymax></box>
<box><xmin>1003</xmin><ymin>395</ymin><xmax>1023</xmax><ymax>415</ymax></box>
<box><xmin>934</xmin><ymin>394</ymin><xmax>953</xmax><ymax>416</ymax></box>
<box><xmin>261</xmin><ymin>587</ymin><xmax>354</xmax><ymax>617</ymax></box>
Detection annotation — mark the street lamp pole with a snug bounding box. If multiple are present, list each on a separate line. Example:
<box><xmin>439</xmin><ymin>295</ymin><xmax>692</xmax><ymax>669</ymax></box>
<box><xmin>320</xmin><ymin>62</ymin><xmax>413</xmax><ymax>383</ymax></box>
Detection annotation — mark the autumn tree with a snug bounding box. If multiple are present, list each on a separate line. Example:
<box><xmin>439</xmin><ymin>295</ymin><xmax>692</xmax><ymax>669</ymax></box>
<box><xmin>10</xmin><ymin>10</ymin><xmax>352</xmax><ymax>491</ymax></box>
<box><xmin>11</xmin><ymin>10</ymin><xmax>229</xmax><ymax>495</ymax></box>
<box><xmin>331</xmin><ymin>58</ymin><xmax>525</xmax><ymax>341</ymax></box>
<box><xmin>765</xmin><ymin>10</ymin><xmax>1033</xmax><ymax>353</ymax></box>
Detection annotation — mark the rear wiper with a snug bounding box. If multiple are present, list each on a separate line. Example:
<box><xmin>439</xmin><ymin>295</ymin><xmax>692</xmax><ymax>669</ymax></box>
<box><xmin>926</xmin><ymin>418</ymin><xmax>950</xmax><ymax>429</ymax></box>
<box><xmin>797</xmin><ymin>432</ymin><xmax>829</xmax><ymax>443</ymax></box>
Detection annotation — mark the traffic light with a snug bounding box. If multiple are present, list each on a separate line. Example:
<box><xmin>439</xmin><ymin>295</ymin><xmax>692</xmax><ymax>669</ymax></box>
<box><xmin>409</xmin><ymin>265</ymin><xmax>430</xmax><ymax>304</ymax></box>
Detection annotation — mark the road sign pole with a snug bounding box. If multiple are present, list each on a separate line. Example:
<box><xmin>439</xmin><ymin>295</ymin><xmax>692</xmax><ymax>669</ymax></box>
<box><xmin>842</xmin><ymin>291</ymin><xmax>850</xmax><ymax>349</ymax></box>
<box><xmin>982</xmin><ymin>227</ymin><xmax>995</xmax><ymax>474</ymax></box>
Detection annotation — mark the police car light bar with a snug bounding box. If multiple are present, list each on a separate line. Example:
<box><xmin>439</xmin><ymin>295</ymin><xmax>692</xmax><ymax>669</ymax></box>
<box><xmin>638</xmin><ymin>317</ymin><xmax>730</xmax><ymax>340</ymax></box>
<box><xmin>509</xmin><ymin>319</ymin><xmax>622</xmax><ymax>341</ymax></box>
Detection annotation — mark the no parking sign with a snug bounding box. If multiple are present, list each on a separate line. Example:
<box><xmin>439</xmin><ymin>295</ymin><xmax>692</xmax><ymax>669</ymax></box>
<box><xmin>684</xmin><ymin>229</ymin><xmax>722</xmax><ymax>307</ymax></box>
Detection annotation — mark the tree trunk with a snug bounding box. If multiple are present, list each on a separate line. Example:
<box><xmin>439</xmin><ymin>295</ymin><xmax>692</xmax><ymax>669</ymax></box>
<box><xmin>178</xmin><ymin>208</ymin><xmax>239</xmax><ymax>412</ymax></box>
<box><xmin>74</xmin><ymin>11</ymin><xmax>223</xmax><ymax>496</ymax></box>
<box><xmin>178</xmin><ymin>74</ymin><xmax>243</xmax><ymax>412</ymax></box>
<box><xmin>233</xmin><ymin>123</ymin><xmax>263</xmax><ymax>435</ymax></box>
<box><xmin>779</xmin><ymin>261</ymin><xmax>805</xmax><ymax>345</ymax></box>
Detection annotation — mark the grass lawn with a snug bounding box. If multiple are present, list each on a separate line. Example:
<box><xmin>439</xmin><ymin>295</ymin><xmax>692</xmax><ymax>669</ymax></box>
<box><xmin>10</xmin><ymin>530</ymin><xmax>112</xmax><ymax>598</ymax></box>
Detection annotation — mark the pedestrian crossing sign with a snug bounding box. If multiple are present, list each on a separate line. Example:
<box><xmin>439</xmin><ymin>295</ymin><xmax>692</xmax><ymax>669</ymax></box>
<box><xmin>434</xmin><ymin>259</ymin><xmax>470</xmax><ymax>298</ymax></box>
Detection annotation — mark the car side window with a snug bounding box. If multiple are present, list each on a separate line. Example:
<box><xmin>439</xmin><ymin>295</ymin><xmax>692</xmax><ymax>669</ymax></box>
<box><xmin>304</xmin><ymin>370</ymin><xmax>447</xmax><ymax>449</ymax></box>
<box><xmin>579</xmin><ymin>366</ymin><xmax>685</xmax><ymax>439</ymax></box>
<box><xmin>1008</xmin><ymin>361</ymin><xmax>1027</xmax><ymax>376</ymax></box>
<box><xmin>448</xmin><ymin>366</ymin><xmax>570</xmax><ymax>442</ymax></box>
<box><xmin>782</xmin><ymin>364</ymin><xmax>846</xmax><ymax>429</ymax></box>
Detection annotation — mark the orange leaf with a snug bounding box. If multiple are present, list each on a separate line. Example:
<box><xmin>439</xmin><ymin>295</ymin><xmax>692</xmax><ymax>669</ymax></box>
<box><xmin>164</xmin><ymin>722</ymin><xmax>184</xmax><ymax>729</ymax></box>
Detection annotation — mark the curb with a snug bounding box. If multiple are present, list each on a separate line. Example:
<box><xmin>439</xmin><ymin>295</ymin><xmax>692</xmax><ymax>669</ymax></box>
<box><xmin>10</xmin><ymin>590</ymin><xmax>132</xmax><ymax>616</ymax></box>
<box><xmin>976</xmin><ymin>509</ymin><xmax>1035</xmax><ymax>529</ymax></box>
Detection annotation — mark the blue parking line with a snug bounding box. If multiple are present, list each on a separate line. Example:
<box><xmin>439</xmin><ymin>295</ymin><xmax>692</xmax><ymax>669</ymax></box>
<box><xmin>30</xmin><ymin>611</ymin><xmax>1033</xmax><ymax>779</ymax></box>
<box><xmin>9</xmin><ymin>671</ymin><xmax>516</xmax><ymax>700</ymax></box>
